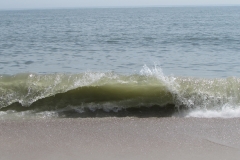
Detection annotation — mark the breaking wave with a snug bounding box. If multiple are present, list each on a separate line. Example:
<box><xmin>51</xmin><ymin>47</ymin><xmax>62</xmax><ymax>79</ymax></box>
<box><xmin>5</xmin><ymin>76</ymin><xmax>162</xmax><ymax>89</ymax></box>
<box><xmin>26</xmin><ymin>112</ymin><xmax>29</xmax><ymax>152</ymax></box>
<box><xmin>1</xmin><ymin>65</ymin><xmax>240</xmax><ymax>118</ymax></box>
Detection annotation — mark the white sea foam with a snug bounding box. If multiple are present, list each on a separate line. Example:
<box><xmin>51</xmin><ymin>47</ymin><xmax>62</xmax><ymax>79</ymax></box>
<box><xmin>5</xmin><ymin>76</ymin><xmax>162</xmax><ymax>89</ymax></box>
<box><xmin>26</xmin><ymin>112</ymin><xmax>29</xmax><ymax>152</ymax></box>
<box><xmin>1</xmin><ymin>65</ymin><xmax>240</xmax><ymax>119</ymax></box>
<box><xmin>0</xmin><ymin>110</ymin><xmax>59</xmax><ymax>119</ymax></box>
<box><xmin>185</xmin><ymin>105</ymin><xmax>240</xmax><ymax>118</ymax></box>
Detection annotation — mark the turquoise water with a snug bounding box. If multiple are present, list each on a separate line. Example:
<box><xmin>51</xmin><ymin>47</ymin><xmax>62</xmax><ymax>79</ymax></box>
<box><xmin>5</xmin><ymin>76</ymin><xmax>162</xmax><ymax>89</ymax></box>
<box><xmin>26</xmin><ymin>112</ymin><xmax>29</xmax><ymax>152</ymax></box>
<box><xmin>1</xmin><ymin>7</ymin><xmax>240</xmax><ymax>118</ymax></box>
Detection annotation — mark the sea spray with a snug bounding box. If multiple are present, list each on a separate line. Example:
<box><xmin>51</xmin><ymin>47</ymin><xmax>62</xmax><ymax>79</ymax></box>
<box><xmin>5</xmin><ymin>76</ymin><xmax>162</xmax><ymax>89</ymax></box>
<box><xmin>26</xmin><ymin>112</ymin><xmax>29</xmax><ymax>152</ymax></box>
<box><xmin>175</xmin><ymin>77</ymin><xmax>240</xmax><ymax>118</ymax></box>
<box><xmin>1</xmin><ymin>65</ymin><xmax>240</xmax><ymax>118</ymax></box>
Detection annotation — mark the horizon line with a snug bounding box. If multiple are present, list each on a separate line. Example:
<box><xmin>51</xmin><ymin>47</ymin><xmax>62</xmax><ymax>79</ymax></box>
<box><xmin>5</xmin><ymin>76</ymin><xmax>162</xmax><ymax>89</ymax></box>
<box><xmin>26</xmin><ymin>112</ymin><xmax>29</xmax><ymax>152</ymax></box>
<box><xmin>1</xmin><ymin>4</ymin><xmax>240</xmax><ymax>11</ymax></box>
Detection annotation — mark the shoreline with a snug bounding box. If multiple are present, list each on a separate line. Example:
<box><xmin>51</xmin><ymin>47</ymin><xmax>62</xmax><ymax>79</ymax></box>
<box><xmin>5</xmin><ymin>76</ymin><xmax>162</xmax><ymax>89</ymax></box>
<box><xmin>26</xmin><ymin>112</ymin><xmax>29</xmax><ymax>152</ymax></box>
<box><xmin>1</xmin><ymin>117</ymin><xmax>240</xmax><ymax>160</ymax></box>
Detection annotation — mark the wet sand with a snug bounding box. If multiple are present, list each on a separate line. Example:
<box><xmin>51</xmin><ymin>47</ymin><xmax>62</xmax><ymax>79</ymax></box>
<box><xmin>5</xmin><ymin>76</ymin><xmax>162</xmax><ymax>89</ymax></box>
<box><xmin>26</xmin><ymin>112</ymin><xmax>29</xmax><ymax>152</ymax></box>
<box><xmin>1</xmin><ymin>117</ymin><xmax>240</xmax><ymax>160</ymax></box>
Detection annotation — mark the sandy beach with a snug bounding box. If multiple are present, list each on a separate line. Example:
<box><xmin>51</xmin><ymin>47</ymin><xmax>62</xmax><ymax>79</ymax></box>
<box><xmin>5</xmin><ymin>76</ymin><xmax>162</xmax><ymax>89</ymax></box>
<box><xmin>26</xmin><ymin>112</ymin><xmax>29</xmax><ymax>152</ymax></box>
<box><xmin>1</xmin><ymin>117</ymin><xmax>240</xmax><ymax>160</ymax></box>
<box><xmin>1</xmin><ymin>5</ymin><xmax>240</xmax><ymax>160</ymax></box>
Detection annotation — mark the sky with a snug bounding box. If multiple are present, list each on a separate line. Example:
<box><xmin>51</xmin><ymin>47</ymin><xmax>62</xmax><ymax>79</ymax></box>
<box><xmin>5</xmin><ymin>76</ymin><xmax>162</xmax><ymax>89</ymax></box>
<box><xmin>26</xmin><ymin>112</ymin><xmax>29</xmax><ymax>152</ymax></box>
<box><xmin>0</xmin><ymin>0</ymin><xmax>240</xmax><ymax>10</ymax></box>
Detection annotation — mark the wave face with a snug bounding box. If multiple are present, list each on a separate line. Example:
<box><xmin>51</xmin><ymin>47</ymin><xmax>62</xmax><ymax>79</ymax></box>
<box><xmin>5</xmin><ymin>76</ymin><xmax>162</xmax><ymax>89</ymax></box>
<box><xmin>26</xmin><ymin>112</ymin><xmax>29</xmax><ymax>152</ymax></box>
<box><xmin>1</xmin><ymin>65</ymin><xmax>240</xmax><ymax>118</ymax></box>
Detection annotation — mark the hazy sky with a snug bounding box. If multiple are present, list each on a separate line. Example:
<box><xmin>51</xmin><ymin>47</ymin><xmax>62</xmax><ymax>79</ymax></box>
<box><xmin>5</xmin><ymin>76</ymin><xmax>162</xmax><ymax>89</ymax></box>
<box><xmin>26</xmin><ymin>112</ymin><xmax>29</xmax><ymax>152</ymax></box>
<box><xmin>0</xmin><ymin>0</ymin><xmax>240</xmax><ymax>10</ymax></box>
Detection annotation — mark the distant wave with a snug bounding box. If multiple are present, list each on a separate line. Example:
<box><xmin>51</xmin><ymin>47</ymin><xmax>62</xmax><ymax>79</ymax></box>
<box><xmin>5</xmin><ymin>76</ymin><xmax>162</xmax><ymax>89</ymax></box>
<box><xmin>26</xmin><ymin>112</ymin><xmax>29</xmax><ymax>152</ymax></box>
<box><xmin>1</xmin><ymin>65</ymin><xmax>240</xmax><ymax>118</ymax></box>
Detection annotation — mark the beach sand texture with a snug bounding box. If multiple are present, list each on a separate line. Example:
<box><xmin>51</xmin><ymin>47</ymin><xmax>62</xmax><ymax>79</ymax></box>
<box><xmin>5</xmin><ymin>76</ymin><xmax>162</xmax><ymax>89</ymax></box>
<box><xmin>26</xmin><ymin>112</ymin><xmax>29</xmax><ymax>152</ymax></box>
<box><xmin>1</xmin><ymin>117</ymin><xmax>240</xmax><ymax>160</ymax></box>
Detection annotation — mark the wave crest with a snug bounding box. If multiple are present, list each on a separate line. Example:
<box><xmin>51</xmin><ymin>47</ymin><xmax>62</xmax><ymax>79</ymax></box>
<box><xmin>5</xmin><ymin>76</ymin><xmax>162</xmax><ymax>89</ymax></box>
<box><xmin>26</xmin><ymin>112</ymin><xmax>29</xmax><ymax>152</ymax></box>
<box><xmin>1</xmin><ymin>66</ymin><xmax>240</xmax><ymax>118</ymax></box>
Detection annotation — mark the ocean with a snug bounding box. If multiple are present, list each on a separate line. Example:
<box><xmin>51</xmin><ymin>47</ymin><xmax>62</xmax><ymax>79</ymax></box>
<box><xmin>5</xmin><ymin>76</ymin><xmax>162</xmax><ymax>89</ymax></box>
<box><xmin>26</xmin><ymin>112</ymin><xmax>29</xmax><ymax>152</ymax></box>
<box><xmin>1</xmin><ymin>6</ymin><xmax>240</xmax><ymax>119</ymax></box>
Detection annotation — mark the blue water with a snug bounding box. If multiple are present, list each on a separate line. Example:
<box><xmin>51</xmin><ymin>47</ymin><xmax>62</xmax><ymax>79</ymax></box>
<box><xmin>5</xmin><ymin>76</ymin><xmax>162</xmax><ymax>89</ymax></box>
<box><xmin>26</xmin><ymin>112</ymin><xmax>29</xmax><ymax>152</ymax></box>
<box><xmin>1</xmin><ymin>7</ymin><xmax>240</xmax><ymax>118</ymax></box>
<box><xmin>1</xmin><ymin>7</ymin><xmax>240</xmax><ymax>77</ymax></box>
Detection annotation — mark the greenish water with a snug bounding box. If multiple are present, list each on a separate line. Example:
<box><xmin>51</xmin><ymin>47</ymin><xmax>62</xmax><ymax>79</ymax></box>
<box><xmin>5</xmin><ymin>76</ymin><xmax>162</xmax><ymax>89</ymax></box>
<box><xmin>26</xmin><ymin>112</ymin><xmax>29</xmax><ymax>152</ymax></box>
<box><xmin>1</xmin><ymin>7</ymin><xmax>240</xmax><ymax>118</ymax></box>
